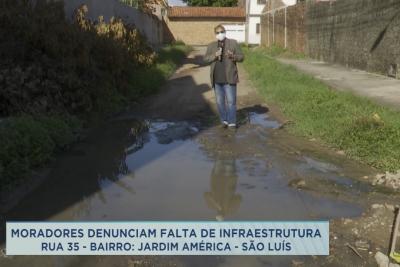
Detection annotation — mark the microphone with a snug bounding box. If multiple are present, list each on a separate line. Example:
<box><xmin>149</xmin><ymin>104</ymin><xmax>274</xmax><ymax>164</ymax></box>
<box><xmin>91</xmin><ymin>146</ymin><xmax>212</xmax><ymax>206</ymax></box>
<box><xmin>218</xmin><ymin>41</ymin><xmax>224</xmax><ymax>62</ymax></box>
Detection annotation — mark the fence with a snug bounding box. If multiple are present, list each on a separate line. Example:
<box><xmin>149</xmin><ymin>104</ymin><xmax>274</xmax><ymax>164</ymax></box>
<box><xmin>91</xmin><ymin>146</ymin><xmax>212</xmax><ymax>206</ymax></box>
<box><xmin>260</xmin><ymin>2</ymin><xmax>306</xmax><ymax>53</ymax></box>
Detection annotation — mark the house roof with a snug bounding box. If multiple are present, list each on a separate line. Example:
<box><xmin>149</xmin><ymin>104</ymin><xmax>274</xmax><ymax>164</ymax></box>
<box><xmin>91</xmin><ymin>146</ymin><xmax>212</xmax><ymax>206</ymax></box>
<box><xmin>168</xmin><ymin>7</ymin><xmax>246</xmax><ymax>19</ymax></box>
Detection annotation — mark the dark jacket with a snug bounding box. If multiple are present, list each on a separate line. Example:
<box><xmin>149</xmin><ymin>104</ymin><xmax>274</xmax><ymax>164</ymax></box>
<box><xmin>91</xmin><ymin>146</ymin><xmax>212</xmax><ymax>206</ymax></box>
<box><xmin>204</xmin><ymin>38</ymin><xmax>244</xmax><ymax>88</ymax></box>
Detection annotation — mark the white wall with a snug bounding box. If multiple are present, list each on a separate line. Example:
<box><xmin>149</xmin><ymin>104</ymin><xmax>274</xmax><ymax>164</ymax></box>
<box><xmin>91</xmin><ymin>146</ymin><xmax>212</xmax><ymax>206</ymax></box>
<box><xmin>282</xmin><ymin>0</ymin><xmax>297</xmax><ymax>6</ymax></box>
<box><xmin>61</xmin><ymin>0</ymin><xmax>164</xmax><ymax>46</ymax></box>
<box><xmin>248</xmin><ymin>16</ymin><xmax>261</xmax><ymax>44</ymax></box>
<box><xmin>223</xmin><ymin>24</ymin><xmax>246</xmax><ymax>43</ymax></box>
<box><xmin>249</xmin><ymin>0</ymin><xmax>266</xmax><ymax>15</ymax></box>
<box><xmin>168</xmin><ymin>0</ymin><xmax>186</xmax><ymax>6</ymax></box>
<box><xmin>246</xmin><ymin>0</ymin><xmax>266</xmax><ymax>44</ymax></box>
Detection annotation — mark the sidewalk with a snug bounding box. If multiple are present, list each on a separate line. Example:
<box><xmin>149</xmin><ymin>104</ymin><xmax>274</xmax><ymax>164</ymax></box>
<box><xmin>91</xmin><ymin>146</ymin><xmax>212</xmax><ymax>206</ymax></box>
<box><xmin>277</xmin><ymin>58</ymin><xmax>400</xmax><ymax>110</ymax></box>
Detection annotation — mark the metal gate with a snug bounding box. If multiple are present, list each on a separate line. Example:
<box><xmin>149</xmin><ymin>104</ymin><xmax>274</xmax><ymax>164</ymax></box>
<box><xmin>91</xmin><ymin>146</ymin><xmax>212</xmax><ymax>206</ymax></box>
<box><xmin>223</xmin><ymin>24</ymin><xmax>245</xmax><ymax>43</ymax></box>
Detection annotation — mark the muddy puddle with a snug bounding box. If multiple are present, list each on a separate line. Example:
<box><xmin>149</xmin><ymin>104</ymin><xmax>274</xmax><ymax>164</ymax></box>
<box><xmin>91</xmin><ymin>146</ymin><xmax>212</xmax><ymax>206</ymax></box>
<box><xmin>0</xmin><ymin>108</ymin><xmax>375</xmax><ymax>267</ymax></box>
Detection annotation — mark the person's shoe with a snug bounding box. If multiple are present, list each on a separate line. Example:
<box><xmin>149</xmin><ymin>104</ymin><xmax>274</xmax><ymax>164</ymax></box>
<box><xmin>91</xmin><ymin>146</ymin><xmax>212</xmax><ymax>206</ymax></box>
<box><xmin>228</xmin><ymin>123</ymin><xmax>237</xmax><ymax>129</ymax></box>
<box><xmin>221</xmin><ymin>121</ymin><xmax>228</xmax><ymax>128</ymax></box>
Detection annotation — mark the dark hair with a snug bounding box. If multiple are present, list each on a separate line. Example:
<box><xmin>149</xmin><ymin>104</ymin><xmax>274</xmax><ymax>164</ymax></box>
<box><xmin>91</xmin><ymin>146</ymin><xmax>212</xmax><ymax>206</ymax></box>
<box><xmin>214</xmin><ymin>24</ymin><xmax>225</xmax><ymax>33</ymax></box>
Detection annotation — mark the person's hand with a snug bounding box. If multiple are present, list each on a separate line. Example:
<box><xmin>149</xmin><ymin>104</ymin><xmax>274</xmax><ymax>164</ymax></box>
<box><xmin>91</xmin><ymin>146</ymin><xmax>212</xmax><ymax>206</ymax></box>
<box><xmin>215</xmin><ymin>49</ymin><xmax>222</xmax><ymax>58</ymax></box>
<box><xmin>227</xmin><ymin>50</ymin><xmax>235</xmax><ymax>60</ymax></box>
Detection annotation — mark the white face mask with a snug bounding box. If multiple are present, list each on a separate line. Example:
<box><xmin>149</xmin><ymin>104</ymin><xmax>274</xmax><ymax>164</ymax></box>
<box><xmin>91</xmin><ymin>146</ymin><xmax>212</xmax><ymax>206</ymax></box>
<box><xmin>216</xmin><ymin>32</ymin><xmax>226</xmax><ymax>41</ymax></box>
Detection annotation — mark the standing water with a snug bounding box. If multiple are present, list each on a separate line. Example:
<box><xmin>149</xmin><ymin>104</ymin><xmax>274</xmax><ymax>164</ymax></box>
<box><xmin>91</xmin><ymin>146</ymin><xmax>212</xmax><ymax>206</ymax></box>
<box><xmin>0</xmin><ymin>106</ymin><xmax>372</xmax><ymax>267</ymax></box>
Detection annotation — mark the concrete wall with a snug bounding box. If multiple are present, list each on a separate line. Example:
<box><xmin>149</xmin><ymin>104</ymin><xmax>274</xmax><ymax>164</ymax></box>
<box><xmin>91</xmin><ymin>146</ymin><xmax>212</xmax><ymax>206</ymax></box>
<box><xmin>248</xmin><ymin>16</ymin><xmax>261</xmax><ymax>44</ymax></box>
<box><xmin>248</xmin><ymin>0</ymin><xmax>266</xmax><ymax>14</ymax></box>
<box><xmin>282</xmin><ymin>0</ymin><xmax>296</xmax><ymax>6</ymax></box>
<box><xmin>307</xmin><ymin>0</ymin><xmax>400</xmax><ymax>77</ymax></box>
<box><xmin>245</xmin><ymin>0</ymin><xmax>266</xmax><ymax>44</ymax></box>
<box><xmin>61</xmin><ymin>0</ymin><xmax>164</xmax><ymax>46</ymax></box>
<box><xmin>265</xmin><ymin>0</ymin><xmax>286</xmax><ymax>11</ymax></box>
<box><xmin>261</xmin><ymin>2</ymin><xmax>306</xmax><ymax>53</ymax></box>
<box><xmin>166</xmin><ymin>18</ymin><xmax>245</xmax><ymax>45</ymax></box>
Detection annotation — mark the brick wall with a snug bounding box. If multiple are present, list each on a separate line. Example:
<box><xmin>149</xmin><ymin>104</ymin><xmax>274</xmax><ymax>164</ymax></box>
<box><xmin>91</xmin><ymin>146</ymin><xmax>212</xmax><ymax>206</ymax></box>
<box><xmin>307</xmin><ymin>0</ymin><xmax>400</xmax><ymax>76</ymax></box>
<box><xmin>260</xmin><ymin>2</ymin><xmax>306</xmax><ymax>53</ymax></box>
<box><xmin>165</xmin><ymin>18</ymin><xmax>245</xmax><ymax>45</ymax></box>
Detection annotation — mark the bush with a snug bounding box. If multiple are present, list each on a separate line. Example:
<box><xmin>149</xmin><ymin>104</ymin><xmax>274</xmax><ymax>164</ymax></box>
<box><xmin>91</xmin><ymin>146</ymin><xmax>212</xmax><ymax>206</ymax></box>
<box><xmin>129</xmin><ymin>44</ymin><xmax>192</xmax><ymax>97</ymax></box>
<box><xmin>0</xmin><ymin>115</ymin><xmax>82</xmax><ymax>187</ymax></box>
<box><xmin>0</xmin><ymin>0</ymin><xmax>155</xmax><ymax>116</ymax></box>
<box><xmin>0</xmin><ymin>1</ymin><xmax>191</xmax><ymax>189</ymax></box>
<box><xmin>37</xmin><ymin>115</ymin><xmax>81</xmax><ymax>149</ymax></box>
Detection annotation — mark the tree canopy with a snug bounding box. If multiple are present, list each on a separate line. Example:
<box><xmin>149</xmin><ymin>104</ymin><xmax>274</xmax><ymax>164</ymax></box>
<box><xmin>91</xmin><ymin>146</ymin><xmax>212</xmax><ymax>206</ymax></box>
<box><xmin>182</xmin><ymin>0</ymin><xmax>238</xmax><ymax>7</ymax></box>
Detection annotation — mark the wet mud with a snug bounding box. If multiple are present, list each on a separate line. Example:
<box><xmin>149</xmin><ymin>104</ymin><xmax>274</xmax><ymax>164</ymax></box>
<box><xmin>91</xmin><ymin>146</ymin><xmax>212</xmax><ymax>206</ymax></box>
<box><xmin>1</xmin><ymin>105</ymin><xmax>391</xmax><ymax>267</ymax></box>
<box><xmin>1</xmin><ymin>47</ymin><xmax>400</xmax><ymax>267</ymax></box>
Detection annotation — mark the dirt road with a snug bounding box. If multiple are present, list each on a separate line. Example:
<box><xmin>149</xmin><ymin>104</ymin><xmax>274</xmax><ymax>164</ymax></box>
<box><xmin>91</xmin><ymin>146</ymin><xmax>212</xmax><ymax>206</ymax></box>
<box><xmin>1</xmin><ymin>47</ymin><xmax>400</xmax><ymax>267</ymax></box>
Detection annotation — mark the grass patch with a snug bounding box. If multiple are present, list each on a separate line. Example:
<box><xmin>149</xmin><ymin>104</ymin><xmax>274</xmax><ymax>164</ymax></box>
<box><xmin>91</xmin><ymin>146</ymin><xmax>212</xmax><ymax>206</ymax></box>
<box><xmin>0</xmin><ymin>115</ymin><xmax>81</xmax><ymax>189</ymax></box>
<box><xmin>242</xmin><ymin>47</ymin><xmax>400</xmax><ymax>171</ymax></box>
<box><xmin>129</xmin><ymin>44</ymin><xmax>192</xmax><ymax>99</ymax></box>
<box><xmin>244</xmin><ymin>44</ymin><xmax>306</xmax><ymax>59</ymax></box>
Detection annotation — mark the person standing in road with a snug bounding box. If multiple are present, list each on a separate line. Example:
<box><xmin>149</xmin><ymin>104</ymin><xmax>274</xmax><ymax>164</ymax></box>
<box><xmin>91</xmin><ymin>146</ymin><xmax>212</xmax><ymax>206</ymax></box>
<box><xmin>204</xmin><ymin>24</ymin><xmax>244</xmax><ymax>129</ymax></box>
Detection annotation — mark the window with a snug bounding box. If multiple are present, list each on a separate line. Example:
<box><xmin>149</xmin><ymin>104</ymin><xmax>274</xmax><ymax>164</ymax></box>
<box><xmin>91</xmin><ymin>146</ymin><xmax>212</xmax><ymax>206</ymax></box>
<box><xmin>257</xmin><ymin>0</ymin><xmax>267</xmax><ymax>4</ymax></box>
<box><xmin>256</xmin><ymin>23</ymin><xmax>260</xmax><ymax>34</ymax></box>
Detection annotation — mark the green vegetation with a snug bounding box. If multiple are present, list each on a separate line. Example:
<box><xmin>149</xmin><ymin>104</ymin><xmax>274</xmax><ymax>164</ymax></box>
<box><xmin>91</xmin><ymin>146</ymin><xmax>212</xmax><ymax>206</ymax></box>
<box><xmin>0</xmin><ymin>1</ymin><xmax>157</xmax><ymax>116</ymax></box>
<box><xmin>242</xmin><ymin>44</ymin><xmax>306</xmax><ymax>59</ymax></box>
<box><xmin>0</xmin><ymin>115</ymin><xmax>81</xmax><ymax>188</ymax></box>
<box><xmin>242</xmin><ymin>47</ymin><xmax>400</xmax><ymax>171</ymax></box>
<box><xmin>0</xmin><ymin>1</ymin><xmax>190</xmax><ymax>189</ymax></box>
<box><xmin>130</xmin><ymin>43</ymin><xmax>192</xmax><ymax>99</ymax></box>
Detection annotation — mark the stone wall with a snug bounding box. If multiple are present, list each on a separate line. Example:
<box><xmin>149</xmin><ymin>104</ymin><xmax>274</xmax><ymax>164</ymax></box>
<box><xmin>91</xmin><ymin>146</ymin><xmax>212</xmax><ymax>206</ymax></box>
<box><xmin>307</xmin><ymin>0</ymin><xmax>400</xmax><ymax>77</ymax></box>
<box><xmin>261</xmin><ymin>2</ymin><xmax>306</xmax><ymax>53</ymax></box>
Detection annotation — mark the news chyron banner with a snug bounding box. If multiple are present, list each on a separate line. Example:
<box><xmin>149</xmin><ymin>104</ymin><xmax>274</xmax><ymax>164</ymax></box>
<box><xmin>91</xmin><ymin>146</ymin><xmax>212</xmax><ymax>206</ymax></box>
<box><xmin>6</xmin><ymin>221</ymin><xmax>329</xmax><ymax>256</ymax></box>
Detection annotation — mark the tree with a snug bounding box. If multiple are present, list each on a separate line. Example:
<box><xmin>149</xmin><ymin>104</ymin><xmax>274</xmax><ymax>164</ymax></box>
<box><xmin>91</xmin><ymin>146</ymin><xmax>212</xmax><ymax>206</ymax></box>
<box><xmin>182</xmin><ymin>0</ymin><xmax>238</xmax><ymax>7</ymax></box>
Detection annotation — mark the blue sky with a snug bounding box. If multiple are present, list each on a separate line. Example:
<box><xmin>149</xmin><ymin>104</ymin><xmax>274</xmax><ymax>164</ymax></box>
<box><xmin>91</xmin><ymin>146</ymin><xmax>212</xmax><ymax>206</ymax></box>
<box><xmin>168</xmin><ymin>0</ymin><xmax>187</xmax><ymax>6</ymax></box>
